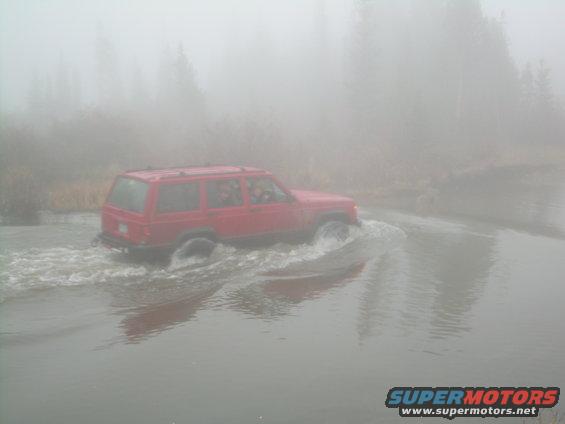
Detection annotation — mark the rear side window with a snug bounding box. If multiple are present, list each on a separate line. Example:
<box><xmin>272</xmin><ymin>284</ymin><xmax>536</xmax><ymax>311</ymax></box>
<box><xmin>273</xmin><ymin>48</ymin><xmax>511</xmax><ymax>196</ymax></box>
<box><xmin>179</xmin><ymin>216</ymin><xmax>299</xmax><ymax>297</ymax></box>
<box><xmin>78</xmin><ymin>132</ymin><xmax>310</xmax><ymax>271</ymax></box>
<box><xmin>206</xmin><ymin>179</ymin><xmax>243</xmax><ymax>208</ymax></box>
<box><xmin>107</xmin><ymin>177</ymin><xmax>149</xmax><ymax>213</ymax></box>
<box><xmin>157</xmin><ymin>182</ymin><xmax>200</xmax><ymax>213</ymax></box>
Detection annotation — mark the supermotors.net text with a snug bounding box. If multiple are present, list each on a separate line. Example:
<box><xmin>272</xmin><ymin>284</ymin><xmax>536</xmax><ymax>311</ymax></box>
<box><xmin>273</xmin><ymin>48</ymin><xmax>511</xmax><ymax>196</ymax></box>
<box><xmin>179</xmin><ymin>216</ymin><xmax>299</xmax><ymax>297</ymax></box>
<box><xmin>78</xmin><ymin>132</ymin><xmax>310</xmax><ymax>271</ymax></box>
<box><xmin>400</xmin><ymin>406</ymin><xmax>537</xmax><ymax>419</ymax></box>
<box><xmin>386</xmin><ymin>387</ymin><xmax>559</xmax><ymax>419</ymax></box>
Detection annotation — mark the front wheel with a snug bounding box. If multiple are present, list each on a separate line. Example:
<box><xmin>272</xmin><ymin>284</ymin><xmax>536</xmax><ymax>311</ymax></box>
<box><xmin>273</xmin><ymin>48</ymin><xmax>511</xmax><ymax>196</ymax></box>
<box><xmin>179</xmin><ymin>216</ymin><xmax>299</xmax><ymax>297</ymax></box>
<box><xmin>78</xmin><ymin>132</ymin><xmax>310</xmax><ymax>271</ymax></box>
<box><xmin>313</xmin><ymin>220</ymin><xmax>349</xmax><ymax>243</ymax></box>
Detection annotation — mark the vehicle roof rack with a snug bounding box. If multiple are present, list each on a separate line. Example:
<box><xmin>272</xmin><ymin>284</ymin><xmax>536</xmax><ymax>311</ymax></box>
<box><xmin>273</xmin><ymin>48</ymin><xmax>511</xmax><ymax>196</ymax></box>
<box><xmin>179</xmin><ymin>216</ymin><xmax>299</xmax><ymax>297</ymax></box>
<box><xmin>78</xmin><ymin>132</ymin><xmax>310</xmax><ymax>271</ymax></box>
<box><xmin>159</xmin><ymin>169</ymin><xmax>242</xmax><ymax>180</ymax></box>
<box><xmin>127</xmin><ymin>163</ymin><xmax>261</xmax><ymax>172</ymax></box>
<box><xmin>125</xmin><ymin>163</ymin><xmax>245</xmax><ymax>172</ymax></box>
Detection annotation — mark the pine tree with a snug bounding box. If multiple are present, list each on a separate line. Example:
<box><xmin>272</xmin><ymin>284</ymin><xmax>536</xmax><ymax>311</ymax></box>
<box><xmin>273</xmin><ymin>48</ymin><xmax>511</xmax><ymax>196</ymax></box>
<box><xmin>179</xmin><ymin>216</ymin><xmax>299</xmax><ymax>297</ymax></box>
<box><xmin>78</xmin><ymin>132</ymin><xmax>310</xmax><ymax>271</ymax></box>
<box><xmin>535</xmin><ymin>60</ymin><xmax>554</xmax><ymax>116</ymax></box>
<box><xmin>70</xmin><ymin>67</ymin><xmax>81</xmax><ymax>112</ymax></box>
<box><xmin>157</xmin><ymin>44</ymin><xmax>175</xmax><ymax>109</ymax></box>
<box><xmin>95</xmin><ymin>26</ymin><xmax>122</xmax><ymax>111</ymax></box>
<box><xmin>174</xmin><ymin>43</ymin><xmax>204</xmax><ymax>121</ymax></box>
<box><xmin>55</xmin><ymin>55</ymin><xmax>71</xmax><ymax>118</ymax></box>
<box><xmin>129</xmin><ymin>60</ymin><xmax>149</xmax><ymax>115</ymax></box>
<box><xmin>312</xmin><ymin>0</ymin><xmax>331</xmax><ymax>136</ymax></box>
<box><xmin>534</xmin><ymin>60</ymin><xmax>557</xmax><ymax>143</ymax></box>
<box><xmin>155</xmin><ymin>43</ymin><xmax>204</xmax><ymax>134</ymax></box>
<box><xmin>27</xmin><ymin>71</ymin><xmax>44</xmax><ymax>120</ymax></box>
<box><xmin>520</xmin><ymin>62</ymin><xmax>535</xmax><ymax>112</ymax></box>
<box><xmin>517</xmin><ymin>62</ymin><xmax>536</xmax><ymax>142</ymax></box>
<box><xmin>347</xmin><ymin>0</ymin><xmax>380</xmax><ymax>143</ymax></box>
<box><xmin>26</xmin><ymin>72</ymin><xmax>55</xmax><ymax>126</ymax></box>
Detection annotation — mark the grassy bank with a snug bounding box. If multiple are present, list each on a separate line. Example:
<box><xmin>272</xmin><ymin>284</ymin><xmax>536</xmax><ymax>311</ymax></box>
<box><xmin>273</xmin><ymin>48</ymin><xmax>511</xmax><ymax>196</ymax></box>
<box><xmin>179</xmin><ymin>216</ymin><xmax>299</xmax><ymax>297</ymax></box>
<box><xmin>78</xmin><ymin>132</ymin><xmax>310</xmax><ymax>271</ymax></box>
<box><xmin>2</xmin><ymin>143</ymin><xmax>565</xmax><ymax>219</ymax></box>
<box><xmin>47</xmin><ymin>179</ymin><xmax>114</xmax><ymax>212</ymax></box>
<box><xmin>341</xmin><ymin>143</ymin><xmax>565</xmax><ymax>202</ymax></box>
<box><xmin>0</xmin><ymin>167</ymin><xmax>116</xmax><ymax>220</ymax></box>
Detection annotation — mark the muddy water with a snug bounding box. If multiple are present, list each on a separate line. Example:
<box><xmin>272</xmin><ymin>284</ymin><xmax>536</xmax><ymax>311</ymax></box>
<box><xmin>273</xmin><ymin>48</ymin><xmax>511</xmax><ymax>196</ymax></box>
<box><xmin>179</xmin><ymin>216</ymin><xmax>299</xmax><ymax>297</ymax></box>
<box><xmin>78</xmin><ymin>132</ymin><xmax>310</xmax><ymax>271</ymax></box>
<box><xmin>1</xmin><ymin>168</ymin><xmax>564</xmax><ymax>424</ymax></box>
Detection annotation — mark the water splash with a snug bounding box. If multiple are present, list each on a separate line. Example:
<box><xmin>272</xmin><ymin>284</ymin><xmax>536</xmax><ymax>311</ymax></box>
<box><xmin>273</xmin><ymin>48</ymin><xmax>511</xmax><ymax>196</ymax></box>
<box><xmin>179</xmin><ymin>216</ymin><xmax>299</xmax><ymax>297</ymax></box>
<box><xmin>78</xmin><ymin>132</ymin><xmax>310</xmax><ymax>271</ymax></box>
<box><xmin>0</xmin><ymin>219</ymin><xmax>405</xmax><ymax>302</ymax></box>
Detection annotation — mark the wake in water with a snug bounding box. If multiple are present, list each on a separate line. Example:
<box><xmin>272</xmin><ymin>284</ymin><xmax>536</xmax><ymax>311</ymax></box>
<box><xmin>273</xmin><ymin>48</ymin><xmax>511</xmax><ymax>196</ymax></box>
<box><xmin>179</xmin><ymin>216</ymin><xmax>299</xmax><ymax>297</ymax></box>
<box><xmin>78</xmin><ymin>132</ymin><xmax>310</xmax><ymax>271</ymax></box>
<box><xmin>0</xmin><ymin>219</ymin><xmax>405</xmax><ymax>303</ymax></box>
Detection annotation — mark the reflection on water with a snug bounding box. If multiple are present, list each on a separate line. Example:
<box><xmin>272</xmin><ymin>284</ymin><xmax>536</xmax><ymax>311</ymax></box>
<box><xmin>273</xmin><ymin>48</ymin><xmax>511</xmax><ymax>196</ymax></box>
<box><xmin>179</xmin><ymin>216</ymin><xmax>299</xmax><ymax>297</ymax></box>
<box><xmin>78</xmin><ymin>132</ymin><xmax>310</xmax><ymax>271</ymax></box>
<box><xmin>427</xmin><ymin>229</ymin><xmax>495</xmax><ymax>339</ymax></box>
<box><xmin>1</xmin><ymin>168</ymin><xmax>565</xmax><ymax>424</ymax></box>
<box><xmin>354</xmin><ymin>224</ymin><xmax>496</xmax><ymax>344</ymax></box>
<box><xmin>118</xmin><ymin>284</ymin><xmax>221</xmax><ymax>344</ymax></box>
<box><xmin>356</xmin><ymin>253</ymin><xmax>401</xmax><ymax>342</ymax></box>
<box><xmin>401</xmin><ymin>227</ymin><xmax>496</xmax><ymax>340</ymax></box>
<box><xmin>263</xmin><ymin>262</ymin><xmax>366</xmax><ymax>302</ymax></box>
<box><xmin>227</xmin><ymin>262</ymin><xmax>366</xmax><ymax>320</ymax></box>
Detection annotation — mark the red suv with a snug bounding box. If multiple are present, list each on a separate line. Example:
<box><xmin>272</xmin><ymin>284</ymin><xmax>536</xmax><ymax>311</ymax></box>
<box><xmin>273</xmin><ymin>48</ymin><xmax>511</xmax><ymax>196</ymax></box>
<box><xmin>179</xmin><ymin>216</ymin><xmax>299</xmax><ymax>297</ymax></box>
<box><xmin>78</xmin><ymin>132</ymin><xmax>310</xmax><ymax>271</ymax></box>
<box><xmin>96</xmin><ymin>165</ymin><xmax>358</xmax><ymax>256</ymax></box>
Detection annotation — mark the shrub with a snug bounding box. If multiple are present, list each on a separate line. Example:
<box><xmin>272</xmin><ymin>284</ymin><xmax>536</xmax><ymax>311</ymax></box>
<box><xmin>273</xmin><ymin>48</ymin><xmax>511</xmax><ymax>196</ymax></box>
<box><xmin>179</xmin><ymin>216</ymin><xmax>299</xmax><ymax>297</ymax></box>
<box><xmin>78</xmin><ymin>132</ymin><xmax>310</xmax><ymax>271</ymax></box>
<box><xmin>0</xmin><ymin>167</ymin><xmax>42</xmax><ymax>225</ymax></box>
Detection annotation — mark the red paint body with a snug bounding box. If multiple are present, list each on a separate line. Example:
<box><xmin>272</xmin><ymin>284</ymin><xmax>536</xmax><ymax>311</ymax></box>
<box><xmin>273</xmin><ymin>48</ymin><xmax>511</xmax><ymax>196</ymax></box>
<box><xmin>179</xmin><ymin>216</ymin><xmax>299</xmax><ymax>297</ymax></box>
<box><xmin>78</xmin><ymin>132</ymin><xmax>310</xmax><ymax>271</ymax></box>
<box><xmin>98</xmin><ymin>165</ymin><xmax>358</xmax><ymax>253</ymax></box>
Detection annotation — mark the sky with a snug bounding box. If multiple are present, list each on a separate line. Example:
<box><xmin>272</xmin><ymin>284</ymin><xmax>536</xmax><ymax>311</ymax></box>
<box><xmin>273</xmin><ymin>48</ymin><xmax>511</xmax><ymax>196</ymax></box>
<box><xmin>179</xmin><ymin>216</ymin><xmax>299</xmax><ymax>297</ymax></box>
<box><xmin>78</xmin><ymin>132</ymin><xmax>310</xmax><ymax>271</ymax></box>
<box><xmin>1</xmin><ymin>0</ymin><xmax>564</xmax><ymax>113</ymax></box>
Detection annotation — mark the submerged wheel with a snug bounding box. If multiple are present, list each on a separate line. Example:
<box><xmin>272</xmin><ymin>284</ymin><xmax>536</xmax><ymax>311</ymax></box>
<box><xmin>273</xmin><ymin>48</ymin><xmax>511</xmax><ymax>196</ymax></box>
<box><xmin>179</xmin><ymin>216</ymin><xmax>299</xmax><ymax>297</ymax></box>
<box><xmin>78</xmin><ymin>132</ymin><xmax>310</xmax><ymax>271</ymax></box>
<box><xmin>174</xmin><ymin>237</ymin><xmax>216</xmax><ymax>258</ymax></box>
<box><xmin>314</xmin><ymin>220</ymin><xmax>349</xmax><ymax>242</ymax></box>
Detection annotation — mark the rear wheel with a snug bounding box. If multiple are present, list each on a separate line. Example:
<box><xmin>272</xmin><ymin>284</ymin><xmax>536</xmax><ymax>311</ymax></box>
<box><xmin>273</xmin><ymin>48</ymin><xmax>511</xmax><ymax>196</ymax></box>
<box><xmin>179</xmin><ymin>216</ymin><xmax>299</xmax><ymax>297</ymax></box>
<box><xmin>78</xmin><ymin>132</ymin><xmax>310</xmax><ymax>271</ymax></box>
<box><xmin>313</xmin><ymin>220</ymin><xmax>349</xmax><ymax>242</ymax></box>
<box><xmin>174</xmin><ymin>237</ymin><xmax>216</xmax><ymax>259</ymax></box>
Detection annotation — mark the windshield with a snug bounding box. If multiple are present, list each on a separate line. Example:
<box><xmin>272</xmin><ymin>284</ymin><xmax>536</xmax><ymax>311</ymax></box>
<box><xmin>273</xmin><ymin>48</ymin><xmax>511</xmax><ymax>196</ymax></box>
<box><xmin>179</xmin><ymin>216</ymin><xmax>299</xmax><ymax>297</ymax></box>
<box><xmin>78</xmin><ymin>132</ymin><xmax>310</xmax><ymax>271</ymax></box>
<box><xmin>107</xmin><ymin>177</ymin><xmax>149</xmax><ymax>213</ymax></box>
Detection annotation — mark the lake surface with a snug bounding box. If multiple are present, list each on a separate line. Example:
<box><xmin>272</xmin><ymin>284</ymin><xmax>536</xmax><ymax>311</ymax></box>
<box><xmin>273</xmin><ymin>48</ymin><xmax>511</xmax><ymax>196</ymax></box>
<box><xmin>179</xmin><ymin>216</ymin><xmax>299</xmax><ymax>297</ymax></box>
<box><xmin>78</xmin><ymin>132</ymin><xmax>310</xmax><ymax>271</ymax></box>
<box><xmin>1</xmin><ymin>167</ymin><xmax>564</xmax><ymax>423</ymax></box>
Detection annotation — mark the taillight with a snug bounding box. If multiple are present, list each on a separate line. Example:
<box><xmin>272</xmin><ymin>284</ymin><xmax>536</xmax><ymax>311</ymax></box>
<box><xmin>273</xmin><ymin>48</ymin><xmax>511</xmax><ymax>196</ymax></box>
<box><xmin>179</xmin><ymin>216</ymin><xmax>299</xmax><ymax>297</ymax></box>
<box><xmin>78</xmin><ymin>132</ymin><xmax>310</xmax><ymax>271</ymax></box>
<box><xmin>141</xmin><ymin>225</ymin><xmax>151</xmax><ymax>241</ymax></box>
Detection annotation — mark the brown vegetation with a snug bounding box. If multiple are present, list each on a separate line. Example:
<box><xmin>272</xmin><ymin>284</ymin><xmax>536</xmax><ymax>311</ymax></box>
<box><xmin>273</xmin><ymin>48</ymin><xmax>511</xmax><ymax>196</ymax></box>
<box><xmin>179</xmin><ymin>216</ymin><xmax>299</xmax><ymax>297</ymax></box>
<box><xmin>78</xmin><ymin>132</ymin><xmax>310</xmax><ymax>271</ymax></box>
<box><xmin>47</xmin><ymin>178</ymin><xmax>114</xmax><ymax>212</ymax></box>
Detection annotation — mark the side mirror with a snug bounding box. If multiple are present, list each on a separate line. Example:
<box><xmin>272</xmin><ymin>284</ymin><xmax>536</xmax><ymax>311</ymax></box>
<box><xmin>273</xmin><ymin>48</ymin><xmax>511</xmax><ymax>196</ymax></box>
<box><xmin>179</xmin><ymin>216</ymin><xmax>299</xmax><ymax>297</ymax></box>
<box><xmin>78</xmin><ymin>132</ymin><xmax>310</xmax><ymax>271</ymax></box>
<box><xmin>286</xmin><ymin>195</ymin><xmax>296</xmax><ymax>203</ymax></box>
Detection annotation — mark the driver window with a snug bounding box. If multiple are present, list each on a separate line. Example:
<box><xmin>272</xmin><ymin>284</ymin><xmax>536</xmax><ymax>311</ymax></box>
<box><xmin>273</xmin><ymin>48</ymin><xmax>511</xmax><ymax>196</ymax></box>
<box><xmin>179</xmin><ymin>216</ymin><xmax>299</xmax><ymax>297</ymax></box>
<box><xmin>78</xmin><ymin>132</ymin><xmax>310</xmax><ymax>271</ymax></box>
<box><xmin>246</xmin><ymin>177</ymin><xmax>289</xmax><ymax>204</ymax></box>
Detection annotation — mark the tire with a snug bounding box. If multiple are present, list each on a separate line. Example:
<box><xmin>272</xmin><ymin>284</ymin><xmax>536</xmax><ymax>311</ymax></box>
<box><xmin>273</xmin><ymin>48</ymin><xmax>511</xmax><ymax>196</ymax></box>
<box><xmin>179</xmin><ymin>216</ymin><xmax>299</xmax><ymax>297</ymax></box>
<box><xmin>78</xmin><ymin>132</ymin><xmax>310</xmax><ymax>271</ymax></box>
<box><xmin>313</xmin><ymin>220</ymin><xmax>349</xmax><ymax>242</ymax></box>
<box><xmin>174</xmin><ymin>237</ymin><xmax>216</xmax><ymax>258</ymax></box>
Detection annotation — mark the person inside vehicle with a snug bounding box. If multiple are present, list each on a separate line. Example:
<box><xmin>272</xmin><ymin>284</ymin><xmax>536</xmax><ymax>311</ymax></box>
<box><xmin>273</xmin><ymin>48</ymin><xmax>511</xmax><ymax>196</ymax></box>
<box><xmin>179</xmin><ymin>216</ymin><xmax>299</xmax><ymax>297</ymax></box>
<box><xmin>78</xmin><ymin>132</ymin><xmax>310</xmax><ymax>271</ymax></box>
<box><xmin>218</xmin><ymin>181</ymin><xmax>239</xmax><ymax>207</ymax></box>
<box><xmin>250</xmin><ymin>180</ymin><xmax>275</xmax><ymax>204</ymax></box>
<box><xmin>250</xmin><ymin>184</ymin><xmax>264</xmax><ymax>204</ymax></box>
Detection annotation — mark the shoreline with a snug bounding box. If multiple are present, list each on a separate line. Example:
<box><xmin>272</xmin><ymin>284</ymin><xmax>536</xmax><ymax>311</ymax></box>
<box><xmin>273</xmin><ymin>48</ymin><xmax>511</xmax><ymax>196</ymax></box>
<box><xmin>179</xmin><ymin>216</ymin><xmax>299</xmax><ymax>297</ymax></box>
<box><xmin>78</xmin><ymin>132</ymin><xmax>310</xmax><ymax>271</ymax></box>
<box><xmin>2</xmin><ymin>162</ymin><xmax>564</xmax><ymax>224</ymax></box>
<box><xmin>348</xmin><ymin>162</ymin><xmax>565</xmax><ymax>207</ymax></box>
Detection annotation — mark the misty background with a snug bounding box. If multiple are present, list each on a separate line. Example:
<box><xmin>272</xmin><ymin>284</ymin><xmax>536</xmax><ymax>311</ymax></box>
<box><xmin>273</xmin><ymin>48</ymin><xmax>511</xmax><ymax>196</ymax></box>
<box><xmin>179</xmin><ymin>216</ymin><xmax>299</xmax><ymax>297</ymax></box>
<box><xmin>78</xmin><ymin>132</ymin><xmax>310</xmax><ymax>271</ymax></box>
<box><xmin>1</xmin><ymin>0</ymin><xmax>564</xmax><ymax>219</ymax></box>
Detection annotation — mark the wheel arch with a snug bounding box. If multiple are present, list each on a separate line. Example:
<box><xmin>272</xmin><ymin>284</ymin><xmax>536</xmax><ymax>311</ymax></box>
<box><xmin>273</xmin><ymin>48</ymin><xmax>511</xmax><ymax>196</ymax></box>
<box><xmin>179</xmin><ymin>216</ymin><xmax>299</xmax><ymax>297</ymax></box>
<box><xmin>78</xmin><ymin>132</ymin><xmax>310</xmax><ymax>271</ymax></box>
<box><xmin>313</xmin><ymin>210</ymin><xmax>351</xmax><ymax>228</ymax></box>
<box><xmin>175</xmin><ymin>227</ymin><xmax>218</xmax><ymax>247</ymax></box>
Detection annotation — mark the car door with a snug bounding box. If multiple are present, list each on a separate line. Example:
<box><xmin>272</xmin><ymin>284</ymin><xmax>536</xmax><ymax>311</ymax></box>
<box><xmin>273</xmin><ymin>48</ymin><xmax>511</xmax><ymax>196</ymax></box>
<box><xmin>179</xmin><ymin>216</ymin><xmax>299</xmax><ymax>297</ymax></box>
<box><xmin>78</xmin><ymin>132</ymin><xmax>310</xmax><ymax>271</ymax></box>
<box><xmin>245</xmin><ymin>176</ymin><xmax>303</xmax><ymax>237</ymax></box>
<box><xmin>204</xmin><ymin>177</ymin><xmax>250</xmax><ymax>240</ymax></box>
<box><xmin>149</xmin><ymin>179</ymin><xmax>208</xmax><ymax>246</ymax></box>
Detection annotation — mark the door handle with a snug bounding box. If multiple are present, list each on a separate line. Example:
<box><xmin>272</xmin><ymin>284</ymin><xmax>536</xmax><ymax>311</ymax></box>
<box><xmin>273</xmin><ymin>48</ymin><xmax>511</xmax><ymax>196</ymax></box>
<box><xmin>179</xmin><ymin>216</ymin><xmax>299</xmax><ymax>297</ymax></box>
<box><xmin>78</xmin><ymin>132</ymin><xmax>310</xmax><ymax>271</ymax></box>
<box><xmin>250</xmin><ymin>208</ymin><xmax>262</xmax><ymax>213</ymax></box>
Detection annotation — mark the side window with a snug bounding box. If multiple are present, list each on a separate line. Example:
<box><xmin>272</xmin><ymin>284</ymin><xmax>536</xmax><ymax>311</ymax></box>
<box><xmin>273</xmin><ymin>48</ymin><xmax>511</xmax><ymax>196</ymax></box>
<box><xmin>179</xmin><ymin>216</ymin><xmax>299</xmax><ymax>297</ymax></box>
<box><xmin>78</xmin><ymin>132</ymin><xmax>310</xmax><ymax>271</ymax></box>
<box><xmin>206</xmin><ymin>179</ymin><xmax>243</xmax><ymax>209</ymax></box>
<box><xmin>157</xmin><ymin>182</ymin><xmax>200</xmax><ymax>213</ymax></box>
<box><xmin>247</xmin><ymin>177</ymin><xmax>289</xmax><ymax>204</ymax></box>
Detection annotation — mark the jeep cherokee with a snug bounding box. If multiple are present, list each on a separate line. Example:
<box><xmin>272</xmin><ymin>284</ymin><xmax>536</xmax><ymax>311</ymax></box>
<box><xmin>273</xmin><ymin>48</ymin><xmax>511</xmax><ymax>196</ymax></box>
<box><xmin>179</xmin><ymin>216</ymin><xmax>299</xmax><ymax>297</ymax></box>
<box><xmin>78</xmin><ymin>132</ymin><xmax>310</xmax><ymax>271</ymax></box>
<box><xmin>96</xmin><ymin>165</ymin><xmax>359</xmax><ymax>256</ymax></box>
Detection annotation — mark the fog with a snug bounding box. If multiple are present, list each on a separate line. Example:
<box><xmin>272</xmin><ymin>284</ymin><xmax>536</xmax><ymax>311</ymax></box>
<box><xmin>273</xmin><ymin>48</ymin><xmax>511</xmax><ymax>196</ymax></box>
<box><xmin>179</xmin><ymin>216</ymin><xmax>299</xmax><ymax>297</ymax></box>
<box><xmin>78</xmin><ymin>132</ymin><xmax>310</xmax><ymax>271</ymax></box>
<box><xmin>2</xmin><ymin>3</ymin><xmax>565</xmax><ymax>422</ymax></box>
<box><xmin>1</xmin><ymin>0</ymin><xmax>341</xmax><ymax>111</ymax></box>
<box><xmin>1</xmin><ymin>0</ymin><xmax>564</xmax><ymax>111</ymax></box>
<box><xmin>1</xmin><ymin>0</ymin><xmax>564</xmax><ymax>217</ymax></box>
<box><xmin>483</xmin><ymin>0</ymin><xmax>565</xmax><ymax>97</ymax></box>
